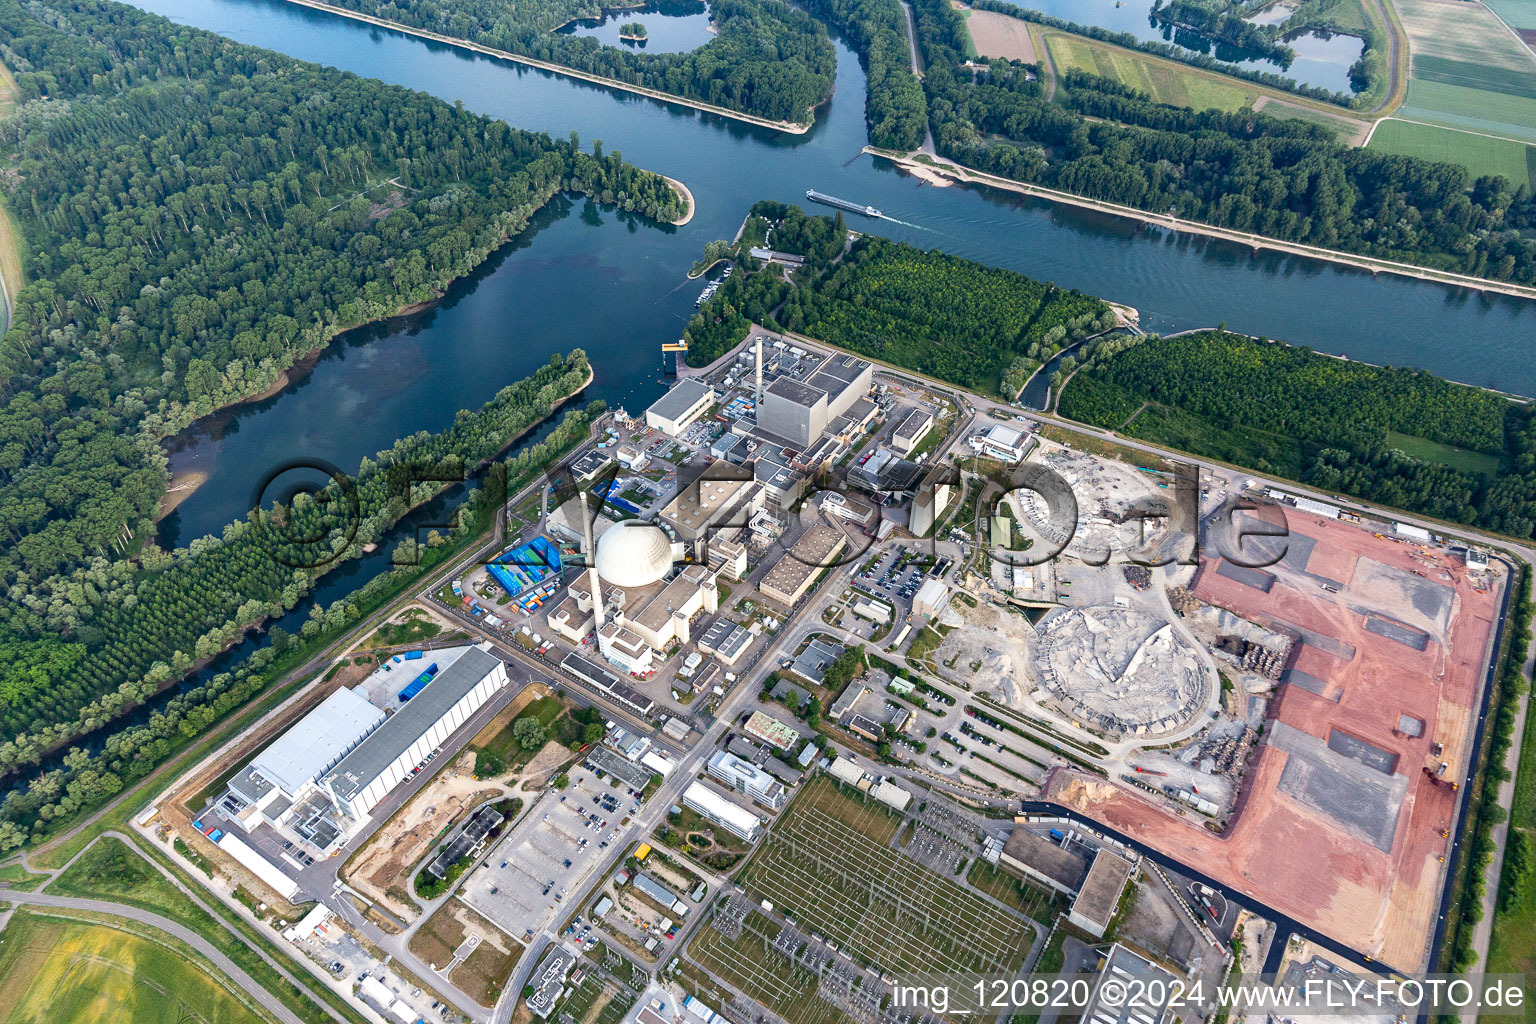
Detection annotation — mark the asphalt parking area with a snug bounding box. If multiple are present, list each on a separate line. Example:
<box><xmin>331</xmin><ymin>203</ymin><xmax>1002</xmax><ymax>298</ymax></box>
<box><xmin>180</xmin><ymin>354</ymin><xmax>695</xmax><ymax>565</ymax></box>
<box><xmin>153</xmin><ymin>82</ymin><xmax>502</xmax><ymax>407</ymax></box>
<box><xmin>459</xmin><ymin>776</ymin><xmax>634</xmax><ymax>941</ymax></box>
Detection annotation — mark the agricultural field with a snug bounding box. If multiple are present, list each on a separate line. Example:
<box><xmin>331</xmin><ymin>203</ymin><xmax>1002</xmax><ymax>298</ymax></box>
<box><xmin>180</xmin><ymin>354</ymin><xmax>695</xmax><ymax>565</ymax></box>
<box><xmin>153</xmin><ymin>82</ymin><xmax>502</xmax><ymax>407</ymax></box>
<box><xmin>1391</xmin><ymin>0</ymin><xmax>1536</xmax><ymax>173</ymax></box>
<box><xmin>963</xmin><ymin>7</ymin><xmax>1035</xmax><ymax>62</ymax></box>
<box><xmin>1047</xmin><ymin>31</ymin><xmax>1263</xmax><ymax>112</ymax></box>
<box><xmin>1043</xmin><ymin>30</ymin><xmax>1371</xmax><ymax>141</ymax></box>
<box><xmin>0</xmin><ymin>910</ymin><xmax>270</xmax><ymax>1024</ymax></box>
<box><xmin>1483</xmin><ymin>0</ymin><xmax>1536</xmax><ymax>52</ymax></box>
<box><xmin>733</xmin><ymin>776</ymin><xmax>1035</xmax><ymax>976</ymax></box>
<box><xmin>1367</xmin><ymin>119</ymin><xmax>1536</xmax><ymax>189</ymax></box>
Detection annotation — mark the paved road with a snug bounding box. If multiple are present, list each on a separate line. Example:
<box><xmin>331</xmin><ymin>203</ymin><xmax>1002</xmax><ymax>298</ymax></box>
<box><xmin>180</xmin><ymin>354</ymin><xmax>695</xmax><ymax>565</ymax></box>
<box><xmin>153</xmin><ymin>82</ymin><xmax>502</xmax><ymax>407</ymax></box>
<box><xmin>0</xmin><ymin>888</ymin><xmax>307</xmax><ymax>1024</ymax></box>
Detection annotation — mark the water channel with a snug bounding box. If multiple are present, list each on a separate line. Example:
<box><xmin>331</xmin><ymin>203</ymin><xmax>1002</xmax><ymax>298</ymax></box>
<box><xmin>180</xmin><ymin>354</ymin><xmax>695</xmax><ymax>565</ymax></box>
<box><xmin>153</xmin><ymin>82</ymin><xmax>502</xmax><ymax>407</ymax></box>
<box><xmin>145</xmin><ymin>0</ymin><xmax>1536</xmax><ymax>549</ymax></box>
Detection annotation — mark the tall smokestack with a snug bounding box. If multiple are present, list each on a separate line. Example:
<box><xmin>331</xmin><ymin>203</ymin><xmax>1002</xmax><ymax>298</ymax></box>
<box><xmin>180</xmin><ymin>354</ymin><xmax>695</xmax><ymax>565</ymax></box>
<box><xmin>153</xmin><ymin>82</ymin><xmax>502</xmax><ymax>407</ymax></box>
<box><xmin>579</xmin><ymin>491</ymin><xmax>606</xmax><ymax>628</ymax></box>
<box><xmin>755</xmin><ymin>334</ymin><xmax>764</xmax><ymax>408</ymax></box>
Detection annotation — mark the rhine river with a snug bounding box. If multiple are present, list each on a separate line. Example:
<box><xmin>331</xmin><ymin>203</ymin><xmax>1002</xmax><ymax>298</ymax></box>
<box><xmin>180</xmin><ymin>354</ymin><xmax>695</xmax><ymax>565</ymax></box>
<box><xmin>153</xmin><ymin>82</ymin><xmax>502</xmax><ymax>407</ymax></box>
<box><xmin>139</xmin><ymin>0</ymin><xmax>1536</xmax><ymax>547</ymax></box>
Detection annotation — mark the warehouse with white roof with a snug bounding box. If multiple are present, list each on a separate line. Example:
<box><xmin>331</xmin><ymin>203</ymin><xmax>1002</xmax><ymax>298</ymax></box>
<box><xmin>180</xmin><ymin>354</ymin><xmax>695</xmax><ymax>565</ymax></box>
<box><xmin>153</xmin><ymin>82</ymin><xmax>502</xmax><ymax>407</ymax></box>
<box><xmin>219</xmin><ymin>643</ymin><xmax>510</xmax><ymax>855</ymax></box>
<box><xmin>322</xmin><ymin>645</ymin><xmax>509</xmax><ymax>818</ymax></box>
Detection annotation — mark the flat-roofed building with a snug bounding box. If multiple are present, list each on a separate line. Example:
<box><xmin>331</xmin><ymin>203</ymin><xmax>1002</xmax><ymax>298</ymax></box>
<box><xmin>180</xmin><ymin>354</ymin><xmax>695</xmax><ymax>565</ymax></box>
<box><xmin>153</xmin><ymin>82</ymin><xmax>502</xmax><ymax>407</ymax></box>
<box><xmin>758</xmin><ymin>355</ymin><xmax>872</xmax><ymax>446</ymax></box>
<box><xmin>820</xmin><ymin>491</ymin><xmax>878</xmax><ymax>527</ymax></box>
<box><xmin>998</xmin><ymin>827</ymin><xmax>1088</xmax><ymax>895</ymax></box>
<box><xmin>227</xmin><ymin>686</ymin><xmax>385</xmax><ymax>828</ymax></box>
<box><xmin>969</xmin><ymin>423</ymin><xmax>1029</xmax><ymax>463</ymax></box>
<box><xmin>890</xmin><ymin>408</ymin><xmax>934</xmax><ymax>456</ymax></box>
<box><xmin>525</xmin><ymin>945</ymin><xmax>577</xmax><ymax>1018</ymax></box>
<box><xmin>659</xmin><ymin>471</ymin><xmax>763</xmax><ymax>559</ymax></box>
<box><xmin>848</xmin><ymin>447</ymin><xmax>923</xmax><ymax>494</ymax></box>
<box><xmin>913</xmin><ymin>578</ymin><xmax>949</xmax><ymax>619</ymax></box>
<box><xmin>547</xmin><ymin>595</ymin><xmax>595</xmax><ymax>644</ymax></box>
<box><xmin>1083</xmin><ymin>944</ymin><xmax>1175</xmax><ymax>1024</ymax></box>
<box><xmin>568</xmin><ymin>447</ymin><xmax>611</xmax><ymax>482</ymax></box>
<box><xmin>645</xmin><ymin>379</ymin><xmax>716</xmax><ymax>436</ymax></box>
<box><xmin>683</xmin><ymin>780</ymin><xmax>763</xmax><ymax>841</ymax></box>
<box><xmin>615</xmin><ymin>443</ymin><xmax>650</xmax><ymax>471</ymax></box>
<box><xmin>753</xmin><ymin>456</ymin><xmax>805</xmax><ymax>510</ymax></box>
<box><xmin>759</xmin><ymin>524</ymin><xmax>846</xmax><ymax>606</ymax></box>
<box><xmin>599</xmin><ymin>622</ymin><xmax>653</xmax><ymax>675</ymax></box>
<box><xmin>1070</xmin><ymin>849</ymin><xmax>1136</xmax><ymax>937</ymax></box>
<box><xmin>743</xmin><ymin>710</ymin><xmax>801</xmax><ymax>751</ymax></box>
<box><xmin>698</xmin><ymin>618</ymin><xmax>753</xmax><ymax>666</ymax></box>
<box><xmin>707</xmin><ymin>750</ymin><xmax>786</xmax><ymax>810</ymax></box>
<box><xmin>909</xmin><ymin>464</ymin><xmax>954</xmax><ymax>538</ymax></box>
<box><xmin>322</xmin><ymin>646</ymin><xmax>509</xmax><ymax>819</ymax></box>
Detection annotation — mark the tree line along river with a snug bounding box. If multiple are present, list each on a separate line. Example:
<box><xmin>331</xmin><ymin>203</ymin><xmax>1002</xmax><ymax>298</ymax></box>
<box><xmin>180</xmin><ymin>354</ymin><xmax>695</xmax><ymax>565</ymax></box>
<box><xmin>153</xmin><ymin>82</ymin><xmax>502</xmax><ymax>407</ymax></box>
<box><xmin>137</xmin><ymin>0</ymin><xmax>1536</xmax><ymax>548</ymax></box>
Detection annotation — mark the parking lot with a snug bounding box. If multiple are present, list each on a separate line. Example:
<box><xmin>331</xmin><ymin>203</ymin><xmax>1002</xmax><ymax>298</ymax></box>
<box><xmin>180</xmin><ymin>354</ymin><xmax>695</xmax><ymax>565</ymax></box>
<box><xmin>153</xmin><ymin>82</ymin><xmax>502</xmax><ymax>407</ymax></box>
<box><xmin>459</xmin><ymin>774</ymin><xmax>643</xmax><ymax>942</ymax></box>
<box><xmin>856</xmin><ymin>546</ymin><xmax>944</xmax><ymax>615</ymax></box>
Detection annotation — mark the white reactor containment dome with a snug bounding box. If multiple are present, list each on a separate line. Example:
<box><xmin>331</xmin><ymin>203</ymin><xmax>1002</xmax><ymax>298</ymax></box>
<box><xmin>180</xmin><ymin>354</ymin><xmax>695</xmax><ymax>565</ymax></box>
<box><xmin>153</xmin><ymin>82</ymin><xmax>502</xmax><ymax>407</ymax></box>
<box><xmin>593</xmin><ymin>520</ymin><xmax>675</xmax><ymax>589</ymax></box>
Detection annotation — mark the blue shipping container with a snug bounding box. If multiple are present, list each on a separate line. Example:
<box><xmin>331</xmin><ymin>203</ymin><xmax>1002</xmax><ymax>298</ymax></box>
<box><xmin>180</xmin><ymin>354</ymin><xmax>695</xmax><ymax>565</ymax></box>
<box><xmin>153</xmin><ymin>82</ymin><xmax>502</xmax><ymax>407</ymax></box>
<box><xmin>397</xmin><ymin>664</ymin><xmax>439</xmax><ymax>704</ymax></box>
<box><xmin>209</xmin><ymin>829</ymin><xmax>224</xmax><ymax>842</ymax></box>
<box><xmin>404</xmin><ymin>650</ymin><xmax>424</xmax><ymax>661</ymax></box>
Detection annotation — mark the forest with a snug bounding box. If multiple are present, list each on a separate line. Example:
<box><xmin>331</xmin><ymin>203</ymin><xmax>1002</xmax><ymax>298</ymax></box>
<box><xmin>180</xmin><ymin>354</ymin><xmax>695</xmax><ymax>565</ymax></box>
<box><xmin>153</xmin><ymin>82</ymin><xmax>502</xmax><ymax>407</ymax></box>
<box><xmin>683</xmin><ymin>204</ymin><xmax>1113</xmax><ymax>395</ymax></box>
<box><xmin>904</xmin><ymin>0</ymin><xmax>1536</xmax><ymax>284</ymax></box>
<box><xmin>0</xmin><ymin>394</ymin><xmax>603</xmax><ymax>848</ymax></box>
<box><xmin>0</xmin><ymin>0</ymin><xmax>682</xmax><ymax>587</ymax></box>
<box><xmin>1058</xmin><ymin>331</ymin><xmax>1536</xmax><ymax>538</ymax></box>
<box><xmin>0</xmin><ymin>0</ymin><xmax>687</xmax><ymax>838</ymax></box>
<box><xmin>320</xmin><ymin>0</ymin><xmax>835</xmax><ymax>125</ymax></box>
<box><xmin>808</xmin><ymin>0</ymin><xmax>1536</xmax><ymax>285</ymax></box>
<box><xmin>0</xmin><ymin>350</ymin><xmax>592</xmax><ymax>779</ymax></box>
<box><xmin>966</xmin><ymin>0</ymin><xmax>1380</xmax><ymax>106</ymax></box>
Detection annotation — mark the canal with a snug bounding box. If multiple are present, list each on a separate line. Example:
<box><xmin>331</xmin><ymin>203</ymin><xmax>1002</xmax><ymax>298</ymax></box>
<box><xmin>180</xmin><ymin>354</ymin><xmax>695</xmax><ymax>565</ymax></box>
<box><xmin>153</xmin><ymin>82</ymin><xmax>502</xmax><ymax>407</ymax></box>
<box><xmin>140</xmin><ymin>0</ymin><xmax>1536</xmax><ymax>546</ymax></box>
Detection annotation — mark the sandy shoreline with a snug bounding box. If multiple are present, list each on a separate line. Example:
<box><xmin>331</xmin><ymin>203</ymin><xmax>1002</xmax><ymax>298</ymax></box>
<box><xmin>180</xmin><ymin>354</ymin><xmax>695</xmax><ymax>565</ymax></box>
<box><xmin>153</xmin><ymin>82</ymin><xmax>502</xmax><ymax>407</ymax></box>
<box><xmin>866</xmin><ymin>147</ymin><xmax>1536</xmax><ymax>301</ymax></box>
<box><xmin>662</xmin><ymin>174</ymin><xmax>696</xmax><ymax>226</ymax></box>
<box><xmin>157</xmin><ymin>469</ymin><xmax>210</xmax><ymax>521</ymax></box>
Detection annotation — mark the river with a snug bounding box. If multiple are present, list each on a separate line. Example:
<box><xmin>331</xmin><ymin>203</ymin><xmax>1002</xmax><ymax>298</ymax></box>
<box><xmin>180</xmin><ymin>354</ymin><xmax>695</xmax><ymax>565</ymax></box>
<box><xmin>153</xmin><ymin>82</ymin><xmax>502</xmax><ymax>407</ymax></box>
<box><xmin>140</xmin><ymin>0</ymin><xmax>1536</xmax><ymax>547</ymax></box>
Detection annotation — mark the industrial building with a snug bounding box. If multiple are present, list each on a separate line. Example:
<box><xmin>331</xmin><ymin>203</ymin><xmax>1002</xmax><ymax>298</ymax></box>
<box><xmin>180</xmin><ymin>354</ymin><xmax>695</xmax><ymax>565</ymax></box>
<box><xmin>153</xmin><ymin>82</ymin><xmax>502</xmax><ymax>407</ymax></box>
<box><xmin>659</xmin><ymin>471</ymin><xmax>764</xmax><ymax>559</ymax></box>
<box><xmin>220</xmin><ymin>645</ymin><xmax>507</xmax><ymax>854</ymax></box>
<box><xmin>697</xmin><ymin>618</ymin><xmax>753</xmax><ymax>665</ymax></box>
<box><xmin>322</xmin><ymin>645</ymin><xmax>509</xmax><ymax>819</ymax></box>
<box><xmin>525</xmin><ymin>945</ymin><xmax>577</xmax><ymax>1018</ymax></box>
<box><xmin>707</xmin><ymin>750</ymin><xmax>786</xmax><ymax>810</ymax></box>
<box><xmin>848</xmin><ymin>447</ymin><xmax>923</xmax><ymax>494</ymax></box>
<box><xmin>1082</xmin><ymin>944</ymin><xmax>1175</xmax><ymax>1024</ymax></box>
<box><xmin>969</xmin><ymin>423</ymin><xmax>1029</xmax><ymax>463</ymax></box>
<box><xmin>913</xmin><ymin>578</ymin><xmax>949</xmax><ymax>619</ymax></box>
<box><xmin>890</xmin><ymin>408</ymin><xmax>934</xmax><ymax>456</ymax></box>
<box><xmin>756</xmin><ymin>354</ymin><xmax>873</xmax><ymax>447</ymax></box>
<box><xmin>997</xmin><ymin>828</ymin><xmax>1088</xmax><ymax>895</ymax></box>
<box><xmin>743</xmin><ymin>710</ymin><xmax>801</xmax><ymax>751</ymax></box>
<box><xmin>909</xmin><ymin>465</ymin><xmax>954</xmax><ymax>538</ymax></box>
<box><xmin>645</xmin><ymin>379</ymin><xmax>716</xmax><ymax>436</ymax></box>
<box><xmin>1069</xmin><ymin>849</ymin><xmax>1136</xmax><ymax>938</ymax></box>
<box><xmin>683</xmin><ymin>780</ymin><xmax>763</xmax><ymax>841</ymax></box>
<box><xmin>551</xmin><ymin>513</ymin><xmax>721</xmax><ymax>675</ymax></box>
<box><xmin>759</xmin><ymin>524</ymin><xmax>846</xmax><ymax>606</ymax></box>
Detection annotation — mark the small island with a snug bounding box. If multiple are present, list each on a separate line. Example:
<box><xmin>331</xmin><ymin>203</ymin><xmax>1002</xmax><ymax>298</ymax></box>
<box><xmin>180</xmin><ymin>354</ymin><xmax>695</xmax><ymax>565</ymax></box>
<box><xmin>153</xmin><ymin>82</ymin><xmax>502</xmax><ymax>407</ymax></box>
<box><xmin>617</xmin><ymin>20</ymin><xmax>647</xmax><ymax>41</ymax></box>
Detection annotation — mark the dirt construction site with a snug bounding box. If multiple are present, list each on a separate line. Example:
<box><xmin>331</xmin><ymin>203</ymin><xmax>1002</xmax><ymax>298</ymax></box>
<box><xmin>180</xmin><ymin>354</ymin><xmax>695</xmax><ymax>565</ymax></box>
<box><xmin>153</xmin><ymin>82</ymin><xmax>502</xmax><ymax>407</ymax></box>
<box><xmin>342</xmin><ymin>684</ymin><xmax>558</xmax><ymax>919</ymax></box>
<box><xmin>1047</xmin><ymin>510</ymin><xmax>1505</xmax><ymax>970</ymax></box>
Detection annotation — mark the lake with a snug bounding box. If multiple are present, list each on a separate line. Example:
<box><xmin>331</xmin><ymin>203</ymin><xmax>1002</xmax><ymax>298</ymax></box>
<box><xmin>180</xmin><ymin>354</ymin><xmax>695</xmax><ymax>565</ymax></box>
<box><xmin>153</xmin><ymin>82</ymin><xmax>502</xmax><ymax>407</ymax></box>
<box><xmin>556</xmin><ymin>0</ymin><xmax>715</xmax><ymax>52</ymax></box>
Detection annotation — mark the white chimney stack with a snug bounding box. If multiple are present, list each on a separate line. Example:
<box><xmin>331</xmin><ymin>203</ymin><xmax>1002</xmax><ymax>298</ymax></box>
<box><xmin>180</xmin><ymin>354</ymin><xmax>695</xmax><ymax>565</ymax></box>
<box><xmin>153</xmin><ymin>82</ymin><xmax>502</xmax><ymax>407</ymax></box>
<box><xmin>755</xmin><ymin>334</ymin><xmax>764</xmax><ymax>408</ymax></box>
<box><xmin>579</xmin><ymin>490</ymin><xmax>606</xmax><ymax>629</ymax></box>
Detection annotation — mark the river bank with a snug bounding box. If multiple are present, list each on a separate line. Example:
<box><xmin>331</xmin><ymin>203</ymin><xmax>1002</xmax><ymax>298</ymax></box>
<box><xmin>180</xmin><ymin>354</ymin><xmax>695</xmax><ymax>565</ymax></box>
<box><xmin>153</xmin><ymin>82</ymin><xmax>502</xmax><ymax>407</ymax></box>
<box><xmin>273</xmin><ymin>0</ymin><xmax>814</xmax><ymax>134</ymax></box>
<box><xmin>865</xmin><ymin>147</ymin><xmax>1536</xmax><ymax>302</ymax></box>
